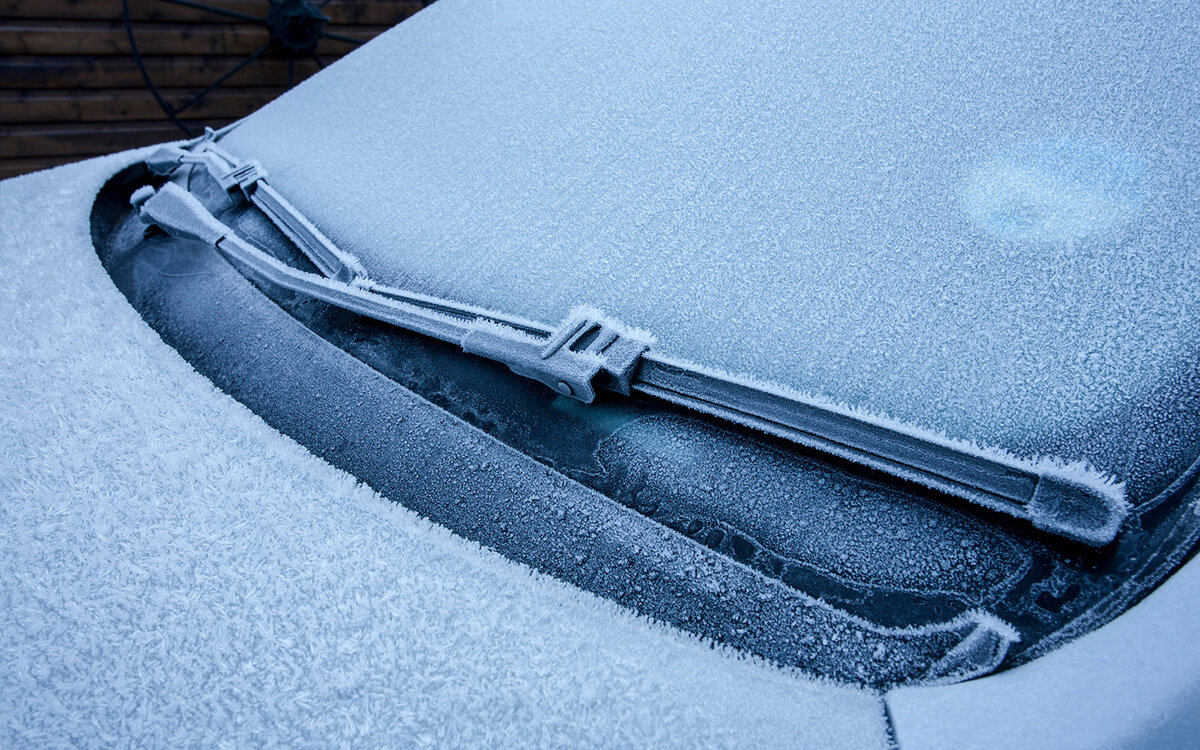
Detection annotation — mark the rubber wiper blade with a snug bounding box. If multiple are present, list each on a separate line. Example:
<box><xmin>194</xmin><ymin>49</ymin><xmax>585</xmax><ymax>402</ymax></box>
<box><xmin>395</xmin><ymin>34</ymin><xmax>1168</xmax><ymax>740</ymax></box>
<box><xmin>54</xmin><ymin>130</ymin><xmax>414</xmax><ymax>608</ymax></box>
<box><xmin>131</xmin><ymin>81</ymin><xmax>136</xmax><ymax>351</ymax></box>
<box><xmin>633</xmin><ymin>357</ymin><xmax>1126</xmax><ymax>545</ymax></box>
<box><xmin>134</xmin><ymin>142</ymin><xmax>1128</xmax><ymax>546</ymax></box>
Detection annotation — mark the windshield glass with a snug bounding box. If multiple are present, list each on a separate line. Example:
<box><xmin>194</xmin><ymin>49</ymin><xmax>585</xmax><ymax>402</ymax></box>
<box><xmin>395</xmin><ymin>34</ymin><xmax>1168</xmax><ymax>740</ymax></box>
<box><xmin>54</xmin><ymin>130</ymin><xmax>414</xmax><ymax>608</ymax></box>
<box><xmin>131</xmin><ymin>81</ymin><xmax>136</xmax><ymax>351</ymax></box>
<box><xmin>221</xmin><ymin>0</ymin><xmax>1200</xmax><ymax>506</ymax></box>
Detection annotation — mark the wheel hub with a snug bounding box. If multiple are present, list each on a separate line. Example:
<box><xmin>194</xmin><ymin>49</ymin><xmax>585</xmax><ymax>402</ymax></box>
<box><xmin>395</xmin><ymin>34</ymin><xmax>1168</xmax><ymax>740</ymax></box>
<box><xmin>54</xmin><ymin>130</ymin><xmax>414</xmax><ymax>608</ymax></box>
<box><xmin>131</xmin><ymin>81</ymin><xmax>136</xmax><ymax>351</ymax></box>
<box><xmin>267</xmin><ymin>0</ymin><xmax>329</xmax><ymax>53</ymax></box>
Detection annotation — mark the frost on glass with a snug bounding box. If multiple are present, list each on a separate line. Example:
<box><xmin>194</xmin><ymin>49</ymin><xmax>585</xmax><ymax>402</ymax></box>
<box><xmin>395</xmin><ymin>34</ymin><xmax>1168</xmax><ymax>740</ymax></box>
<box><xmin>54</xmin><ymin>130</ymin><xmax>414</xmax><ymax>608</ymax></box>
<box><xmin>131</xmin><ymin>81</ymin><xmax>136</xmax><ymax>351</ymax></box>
<box><xmin>222</xmin><ymin>0</ymin><xmax>1200</xmax><ymax>506</ymax></box>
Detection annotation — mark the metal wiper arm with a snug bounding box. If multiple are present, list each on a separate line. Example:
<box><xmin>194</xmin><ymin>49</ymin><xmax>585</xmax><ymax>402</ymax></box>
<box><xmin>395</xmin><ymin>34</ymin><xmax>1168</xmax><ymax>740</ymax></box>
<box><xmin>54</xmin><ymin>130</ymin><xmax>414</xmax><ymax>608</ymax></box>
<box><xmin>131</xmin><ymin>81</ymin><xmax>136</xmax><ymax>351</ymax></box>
<box><xmin>135</xmin><ymin>139</ymin><xmax>1128</xmax><ymax>546</ymax></box>
<box><xmin>147</xmin><ymin>137</ymin><xmax>365</xmax><ymax>283</ymax></box>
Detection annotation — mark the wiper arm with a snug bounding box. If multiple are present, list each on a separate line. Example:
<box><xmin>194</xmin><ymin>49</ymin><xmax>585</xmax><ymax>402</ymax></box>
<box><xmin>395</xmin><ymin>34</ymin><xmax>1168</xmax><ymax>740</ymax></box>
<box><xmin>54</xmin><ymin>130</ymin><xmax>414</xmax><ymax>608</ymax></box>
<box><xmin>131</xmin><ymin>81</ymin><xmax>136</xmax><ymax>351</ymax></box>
<box><xmin>136</xmin><ymin>138</ymin><xmax>1128</xmax><ymax>546</ymax></box>
<box><xmin>147</xmin><ymin>139</ymin><xmax>365</xmax><ymax>283</ymax></box>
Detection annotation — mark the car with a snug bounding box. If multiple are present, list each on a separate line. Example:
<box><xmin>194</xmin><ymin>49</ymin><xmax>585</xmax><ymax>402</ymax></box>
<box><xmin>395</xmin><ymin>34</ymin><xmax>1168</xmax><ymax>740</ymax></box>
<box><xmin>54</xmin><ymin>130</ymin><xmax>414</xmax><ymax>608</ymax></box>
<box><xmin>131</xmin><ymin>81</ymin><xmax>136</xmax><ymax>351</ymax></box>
<box><xmin>4</xmin><ymin>0</ymin><xmax>1198</xmax><ymax>747</ymax></box>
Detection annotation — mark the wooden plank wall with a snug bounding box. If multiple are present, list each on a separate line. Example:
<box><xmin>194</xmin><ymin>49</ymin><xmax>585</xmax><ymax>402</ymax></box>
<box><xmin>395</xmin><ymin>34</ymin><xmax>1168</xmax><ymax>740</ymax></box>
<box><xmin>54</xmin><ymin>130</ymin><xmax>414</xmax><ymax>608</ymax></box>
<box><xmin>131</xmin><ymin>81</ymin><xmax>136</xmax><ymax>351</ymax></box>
<box><xmin>1</xmin><ymin>0</ymin><xmax>424</xmax><ymax>179</ymax></box>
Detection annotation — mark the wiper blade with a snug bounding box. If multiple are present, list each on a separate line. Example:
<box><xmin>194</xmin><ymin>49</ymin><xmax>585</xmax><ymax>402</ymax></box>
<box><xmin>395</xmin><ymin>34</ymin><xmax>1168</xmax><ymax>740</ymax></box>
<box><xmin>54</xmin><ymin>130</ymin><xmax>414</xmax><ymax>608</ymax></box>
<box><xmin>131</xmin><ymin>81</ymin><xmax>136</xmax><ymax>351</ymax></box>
<box><xmin>632</xmin><ymin>357</ymin><xmax>1125</xmax><ymax>545</ymax></box>
<box><xmin>136</xmin><ymin>138</ymin><xmax>1128</xmax><ymax>545</ymax></box>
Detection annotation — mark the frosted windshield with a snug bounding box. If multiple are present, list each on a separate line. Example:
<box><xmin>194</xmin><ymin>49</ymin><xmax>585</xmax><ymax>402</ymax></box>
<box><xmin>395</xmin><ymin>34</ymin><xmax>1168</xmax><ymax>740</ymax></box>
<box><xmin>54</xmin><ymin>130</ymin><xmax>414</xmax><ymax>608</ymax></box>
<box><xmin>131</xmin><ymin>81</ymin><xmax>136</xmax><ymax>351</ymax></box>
<box><xmin>222</xmin><ymin>0</ymin><xmax>1200</xmax><ymax>503</ymax></box>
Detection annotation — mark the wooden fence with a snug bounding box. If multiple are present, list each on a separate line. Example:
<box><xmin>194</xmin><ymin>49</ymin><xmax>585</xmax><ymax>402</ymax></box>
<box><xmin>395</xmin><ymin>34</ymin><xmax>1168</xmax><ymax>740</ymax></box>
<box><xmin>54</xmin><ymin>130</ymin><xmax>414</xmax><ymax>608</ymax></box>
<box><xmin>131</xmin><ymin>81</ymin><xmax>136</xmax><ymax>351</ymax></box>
<box><xmin>1</xmin><ymin>0</ymin><xmax>422</xmax><ymax>179</ymax></box>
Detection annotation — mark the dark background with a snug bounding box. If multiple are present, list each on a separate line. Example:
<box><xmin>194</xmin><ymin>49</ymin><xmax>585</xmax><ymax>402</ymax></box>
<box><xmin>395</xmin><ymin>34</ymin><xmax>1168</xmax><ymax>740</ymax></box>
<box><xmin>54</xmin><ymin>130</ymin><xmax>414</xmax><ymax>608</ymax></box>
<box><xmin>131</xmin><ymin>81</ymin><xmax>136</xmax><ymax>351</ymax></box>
<box><xmin>1</xmin><ymin>0</ymin><xmax>424</xmax><ymax>179</ymax></box>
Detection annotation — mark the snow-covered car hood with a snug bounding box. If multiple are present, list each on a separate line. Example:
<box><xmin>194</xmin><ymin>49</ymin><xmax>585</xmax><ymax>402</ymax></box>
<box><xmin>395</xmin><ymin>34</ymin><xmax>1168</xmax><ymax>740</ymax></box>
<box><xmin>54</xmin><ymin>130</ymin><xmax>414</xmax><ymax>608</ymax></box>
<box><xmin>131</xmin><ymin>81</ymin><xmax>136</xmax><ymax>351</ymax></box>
<box><xmin>219</xmin><ymin>0</ymin><xmax>1200</xmax><ymax>510</ymax></box>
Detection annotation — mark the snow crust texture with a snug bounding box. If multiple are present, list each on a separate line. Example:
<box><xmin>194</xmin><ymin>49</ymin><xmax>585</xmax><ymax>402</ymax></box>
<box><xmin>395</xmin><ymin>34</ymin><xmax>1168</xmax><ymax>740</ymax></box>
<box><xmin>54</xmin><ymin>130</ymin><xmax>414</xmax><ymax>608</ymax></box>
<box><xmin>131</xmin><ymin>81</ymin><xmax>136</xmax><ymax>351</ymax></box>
<box><xmin>222</xmin><ymin>0</ymin><xmax>1200</xmax><ymax>503</ymax></box>
<box><xmin>0</xmin><ymin>156</ymin><xmax>888</xmax><ymax>748</ymax></box>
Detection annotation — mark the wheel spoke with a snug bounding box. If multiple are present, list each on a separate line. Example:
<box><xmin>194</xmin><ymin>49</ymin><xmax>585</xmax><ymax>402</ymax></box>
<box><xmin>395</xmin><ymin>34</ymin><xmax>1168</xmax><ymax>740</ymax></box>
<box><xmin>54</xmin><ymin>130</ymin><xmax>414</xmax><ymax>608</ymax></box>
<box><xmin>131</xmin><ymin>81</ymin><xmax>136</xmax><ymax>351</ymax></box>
<box><xmin>124</xmin><ymin>0</ymin><xmax>193</xmax><ymax>135</ymax></box>
<box><xmin>311</xmin><ymin>51</ymin><xmax>326</xmax><ymax>68</ymax></box>
<box><xmin>160</xmin><ymin>0</ymin><xmax>267</xmax><ymax>24</ymax></box>
<box><xmin>287</xmin><ymin>58</ymin><xmax>295</xmax><ymax>89</ymax></box>
<box><xmin>175</xmin><ymin>43</ymin><xmax>272</xmax><ymax>114</ymax></box>
<box><xmin>321</xmin><ymin>31</ymin><xmax>366</xmax><ymax>45</ymax></box>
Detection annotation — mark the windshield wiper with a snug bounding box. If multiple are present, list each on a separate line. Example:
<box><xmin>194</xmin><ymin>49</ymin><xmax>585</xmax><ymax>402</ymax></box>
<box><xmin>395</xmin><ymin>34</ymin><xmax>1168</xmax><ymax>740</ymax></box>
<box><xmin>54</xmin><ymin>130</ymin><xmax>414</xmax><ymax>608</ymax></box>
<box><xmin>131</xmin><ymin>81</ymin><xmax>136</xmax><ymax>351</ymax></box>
<box><xmin>135</xmin><ymin>135</ymin><xmax>1128</xmax><ymax>546</ymax></box>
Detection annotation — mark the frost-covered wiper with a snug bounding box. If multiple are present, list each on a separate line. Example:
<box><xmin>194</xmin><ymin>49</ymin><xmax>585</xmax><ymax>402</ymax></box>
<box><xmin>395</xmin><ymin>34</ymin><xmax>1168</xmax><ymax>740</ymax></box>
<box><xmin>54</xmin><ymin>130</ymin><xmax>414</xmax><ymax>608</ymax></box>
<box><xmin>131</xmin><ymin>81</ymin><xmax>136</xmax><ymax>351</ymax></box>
<box><xmin>144</xmin><ymin>135</ymin><xmax>365</xmax><ymax>283</ymax></box>
<box><xmin>135</xmin><ymin>135</ymin><xmax>1129</xmax><ymax>546</ymax></box>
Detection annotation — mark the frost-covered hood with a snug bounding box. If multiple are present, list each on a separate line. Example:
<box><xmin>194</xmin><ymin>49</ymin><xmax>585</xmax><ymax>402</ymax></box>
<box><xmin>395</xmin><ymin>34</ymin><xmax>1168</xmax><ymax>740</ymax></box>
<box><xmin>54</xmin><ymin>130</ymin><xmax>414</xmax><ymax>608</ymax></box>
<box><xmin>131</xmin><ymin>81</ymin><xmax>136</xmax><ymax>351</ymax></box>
<box><xmin>220</xmin><ymin>0</ymin><xmax>1200</xmax><ymax>506</ymax></box>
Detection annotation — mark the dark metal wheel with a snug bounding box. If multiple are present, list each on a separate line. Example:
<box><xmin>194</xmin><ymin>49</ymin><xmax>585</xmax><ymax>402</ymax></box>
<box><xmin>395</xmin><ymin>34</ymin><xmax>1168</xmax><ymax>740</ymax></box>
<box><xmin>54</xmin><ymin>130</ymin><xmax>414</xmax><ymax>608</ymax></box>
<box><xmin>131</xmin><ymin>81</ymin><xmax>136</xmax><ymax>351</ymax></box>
<box><xmin>121</xmin><ymin>0</ymin><xmax>370</xmax><ymax>137</ymax></box>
